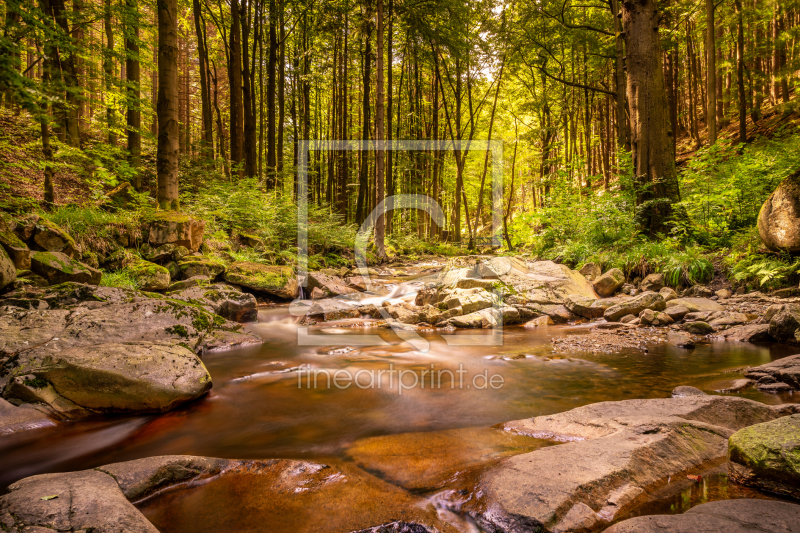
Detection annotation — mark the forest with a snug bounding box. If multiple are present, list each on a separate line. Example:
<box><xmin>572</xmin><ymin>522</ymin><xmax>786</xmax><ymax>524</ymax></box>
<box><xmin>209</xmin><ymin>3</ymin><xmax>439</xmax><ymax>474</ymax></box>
<box><xmin>0</xmin><ymin>0</ymin><xmax>798</xmax><ymax>279</ymax></box>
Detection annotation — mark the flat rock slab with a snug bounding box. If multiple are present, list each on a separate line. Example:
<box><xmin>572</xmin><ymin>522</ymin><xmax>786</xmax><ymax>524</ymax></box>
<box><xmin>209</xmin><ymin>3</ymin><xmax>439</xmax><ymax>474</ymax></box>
<box><xmin>481</xmin><ymin>396</ymin><xmax>800</xmax><ymax>532</ymax></box>
<box><xmin>745</xmin><ymin>354</ymin><xmax>800</xmax><ymax>391</ymax></box>
<box><xmin>0</xmin><ymin>397</ymin><xmax>55</xmax><ymax>435</ymax></box>
<box><xmin>604</xmin><ymin>498</ymin><xmax>800</xmax><ymax>533</ymax></box>
<box><xmin>667</xmin><ymin>297</ymin><xmax>724</xmax><ymax>313</ymax></box>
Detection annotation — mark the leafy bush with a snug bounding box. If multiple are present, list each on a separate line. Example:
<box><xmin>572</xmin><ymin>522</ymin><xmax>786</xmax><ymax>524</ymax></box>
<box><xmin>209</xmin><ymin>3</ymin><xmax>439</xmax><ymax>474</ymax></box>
<box><xmin>39</xmin><ymin>206</ymin><xmax>142</xmax><ymax>255</ymax></box>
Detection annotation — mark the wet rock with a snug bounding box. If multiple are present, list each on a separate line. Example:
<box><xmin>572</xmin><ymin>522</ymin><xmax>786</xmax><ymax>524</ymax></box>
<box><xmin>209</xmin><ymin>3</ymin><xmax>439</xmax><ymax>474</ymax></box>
<box><xmin>5</xmin><ymin>374</ymin><xmax>91</xmax><ymax>420</ymax></box>
<box><xmin>386</xmin><ymin>305</ymin><xmax>422</xmax><ymax>325</ymax></box>
<box><xmin>593</xmin><ymin>268</ymin><xmax>625</xmax><ymax>297</ymax></box>
<box><xmin>351</xmin><ymin>522</ymin><xmax>432</xmax><ymax>533</ymax></box>
<box><xmin>31</xmin><ymin>251</ymin><xmax>101</xmax><ymax>285</ymax></box>
<box><xmin>666</xmin><ymin>297</ymin><xmax>723</xmax><ymax>313</ymax></box>
<box><xmin>604</xmin><ymin>292</ymin><xmax>665</xmax><ymax>322</ymax></box>
<box><xmin>489</xmin><ymin>396</ymin><xmax>799</xmax><ymax>532</ymax></box>
<box><xmin>728</xmin><ymin>414</ymin><xmax>800</xmax><ymax>499</ymax></box>
<box><xmin>11</xmin><ymin>342</ymin><xmax>212</xmax><ymax>413</ymax></box>
<box><xmin>146</xmin><ymin>212</ymin><xmax>205</xmax><ymax>252</ymax></box>
<box><xmin>604</xmin><ymin>499</ymin><xmax>800</xmax><ymax>533</ymax></box>
<box><xmin>310</xmin><ymin>287</ymin><xmax>326</xmax><ymax>299</ymax></box>
<box><xmin>659</xmin><ymin>287</ymin><xmax>678</xmax><ymax>301</ymax></box>
<box><xmin>716</xmin><ymin>289</ymin><xmax>732</xmax><ymax>299</ymax></box>
<box><xmin>450</xmin><ymin>306</ymin><xmax>520</xmax><ymax>328</ymax></box>
<box><xmin>681</xmin><ymin>321</ymin><xmax>714</xmax><ymax>335</ymax></box>
<box><xmin>307</xmin><ymin>272</ymin><xmax>359</xmax><ymax>298</ymax></box>
<box><xmin>709</xmin><ymin>312</ymin><xmax>749</xmax><ymax>328</ymax></box>
<box><xmin>0</xmin><ymin>245</ymin><xmax>15</xmax><ymax>290</ymax></box>
<box><xmin>667</xmin><ymin>331</ymin><xmax>695</xmax><ymax>348</ymax></box>
<box><xmin>225</xmin><ymin>262</ymin><xmax>297</xmax><ymax>299</ymax></box>
<box><xmin>579</xmin><ymin>263</ymin><xmax>601</xmax><ymax>281</ymax></box>
<box><xmin>769</xmin><ymin>304</ymin><xmax>800</xmax><ymax>343</ymax></box>
<box><xmin>0</xmin><ymin>397</ymin><xmax>55</xmax><ymax>435</ymax></box>
<box><xmin>98</xmin><ymin>455</ymin><xmax>226</xmax><ymax>501</ymax></box>
<box><xmin>640</xmin><ymin>273</ymin><xmax>664</xmax><ymax>292</ymax></box>
<box><xmin>528</xmin><ymin>303</ymin><xmax>577</xmax><ymax>323</ymax></box>
<box><xmin>0</xmin><ymin>469</ymin><xmax>159</xmax><ymax>532</ymax></box>
<box><xmin>758</xmin><ymin>170</ymin><xmax>800</xmax><ymax>252</ymax></box>
<box><xmin>758</xmin><ymin>382</ymin><xmax>793</xmax><ymax>393</ymax></box>
<box><xmin>305</xmin><ymin>299</ymin><xmax>362</xmax><ymax>321</ymax></box>
<box><xmin>171</xmin><ymin>285</ymin><xmax>258</xmax><ymax>323</ymax></box>
<box><xmin>620</xmin><ymin>314</ymin><xmax>637</xmax><ymax>324</ymax></box>
<box><xmin>524</xmin><ymin>315</ymin><xmax>554</xmax><ymax>327</ymax></box>
<box><xmin>0</xmin><ymin>228</ymin><xmax>31</xmax><ymax>270</ymax></box>
<box><xmin>671</xmin><ymin>385</ymin><xmax>706</xmax><ymax>397</ymax></box>
<box><xmin>744</xmin><ymin>354</ymin><xmax>800</xmax><ymax>391</ymax></box>
<box><xmin>443</xmin><ymin>288</ymin><xmax>499</xmax><ymax>315</ymax></box>
<box><xmin>346</xmin><ymin>275</ymin><xmax>372</xmax><ymax>292</ymax></box>
<box><xmin>564</xmin><ymin>294</ymin><xmax>605</xmax><ymax>319</ymax></box>
<box><xmin>31</xmin><ymin>218</ymin><xmax>78</xmax><ymax>258</ymax></box>
<box><xmin>128</xmin><ymin>260</ymin><xmax>171</xmax><ymax>291</ymax></box>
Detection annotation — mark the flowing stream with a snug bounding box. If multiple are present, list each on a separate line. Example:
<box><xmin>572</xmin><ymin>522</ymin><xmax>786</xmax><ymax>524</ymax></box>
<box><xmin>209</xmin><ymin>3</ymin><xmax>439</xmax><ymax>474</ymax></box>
<box><xmin>1</xmin><ymin>279</ymin><xmax>798</xmax><ymax>530</ymax></box>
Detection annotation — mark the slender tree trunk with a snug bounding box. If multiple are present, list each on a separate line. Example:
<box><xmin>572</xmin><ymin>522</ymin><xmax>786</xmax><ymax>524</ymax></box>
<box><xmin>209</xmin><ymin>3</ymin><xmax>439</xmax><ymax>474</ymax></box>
<box><xmin>266</xmin><ymin>0</ymin><xmax>278</xmax><ymax>187</ymax></box>
<box><xmin>622</xmin><ymin>0</ymin><xmax>682</xmax><ymax>234</ymax></box>
<box><xmin>735</xmin><ymin>0</ymin><xmax>747</xmax><ymax>143</ymax></box>
<box><xmin>103</xmin><ymin>0</ymin><xmax>116</xmax><ymax>145</ymax></box>
<box><xmin>229</xmin><ymin>0</ymin><xmax>244</xmax><ymax>175</ymax></box>
<box><xmin>611</xmin><ymin>0</ymin><xmax>629</xmax><ymax>150</ymax></box>
<box><xmin>277</xmin><ymin>0</ymin><xmax>285</xmax><ymax>185</ymax></box>
<box><xmin>157</xmin><ymin>0</ymin><xmax>179</xmax><ymax>209</ymax></box>
<box><xmin>125</xmin><ymin>0</ymin><xmax>141</xmax><ymax>185</ymax></box>
<box><xmin>385</xmin><ymin>0</ymin><xmax>393</xmax><ymax>234</ymax></box>
<box><xmin>375</xmin><ymin>0</ymin><xmax>386</xmax><ymax>260</ymax></box>
<box><xmin>241</xmin><ymin>0</ymin><xmax>257</xmax><ymax>178</ymax></box>
<box><xmin>707</xmin><ymin>0</ymin><xmax>717</xmax><ymax>145</ymax></box>
<box><xmin>193</xmin><ymin>0</ymin><xmax>213</xmax><ymax>162</ymax></box>
<box><xmin>151</xmin><ymin>7</ymin><xmax>158</xmax><ymax>136</ymax></box>
<box><xmin>753</xmin><ymin>0</ymin><xmax>764</xmax><ymax>121</ymax></box>
<box><xmin>355</xmin><ymin>18</ymin><xmax>372</xmax><ymax>225</ymax></box>
<box><xmin>39</xmin><ymin>0</ymin><xmax>56</xmax><ymax>206</ymax></box>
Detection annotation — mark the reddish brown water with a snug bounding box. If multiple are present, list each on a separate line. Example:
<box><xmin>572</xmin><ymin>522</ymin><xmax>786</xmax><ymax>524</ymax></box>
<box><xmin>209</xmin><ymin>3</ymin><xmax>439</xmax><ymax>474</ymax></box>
<box><xmin>1</xmin><ymin>307</ymin><xmax>797</xmax><ymax>530</ymax></box>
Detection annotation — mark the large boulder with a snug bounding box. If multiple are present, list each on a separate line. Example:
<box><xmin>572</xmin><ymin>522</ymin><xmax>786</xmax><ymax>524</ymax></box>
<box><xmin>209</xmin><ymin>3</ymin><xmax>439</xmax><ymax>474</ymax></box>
<box><xmin>716</xmin><ymin>324</ymin><xmax>773</xmax><ymax>343</ymax></box>
<box><xmin>177</xmin><ymin>255</ymin><xmax>225</xmax><ymax>280</ymax></box>
<box><xmin>0</xmin><ymin>245</ymin><xmax>15</xmax><ymax>290</ymax></box>
<box><xmin>31</xmin><ymin>251</ymin><xmax>101</xmax><ymax>285</ymax></box>
<box><xmin>482</xmin><ymin>396</ymin><xmax>799</xmax><ymax>533</ymax></box>
<box><xmin>666</xmin><ymin>297</ymin><xmax>723</xmax><ymax>313</ymax></box>
<box><xmin>564</xmin><ymin>294</ymin><xmax>606</xmax><ymax>319</ymax></box>
<box><xmin>224</xmin><ymin>261</ymin><xmax>297</xmax><ymax>299</ymax></box>
<box><xmin>170</xmin><ymin>284</ymin><xmax>258</xmax><ymax>323</ymax></box>
<box><xmin>605</xmin><ymin>499</ymin><xmax>800</xmax><ymax>533</ymax></box>
<box><xmin>728</xmin><ymin>414</ymin><xmax>800</xmax><ymax>499</ymax></box>
<box><xmin>0</xmin><ymin>397</ymin><xmax>55</xmax><ymax>435</ymax></box>
<box><xmin>0</xmin><ymin>469</ymin><xmax>159</xmax><ymax>533</ymax></box>
<box><xmin>769</xmin><ymin>304</ymin><xmax>800</xmax><ymax>342</ymax></box>
<box><xmin>146</xmin><ymin>212</ymin><xmax>205</xmax><ymax>252</ymax></box>
<box><xmin>31</xmin><ymin>217</ymin><xmax>78</xmax><ymax>258</ymax></box>
<box><xmin>579</xmin><ymin>263</ymin><xmax>601</xmax><ymax>281</ymax></box>
<box><xmin>307</xmin><ymin>271</ymin><xmax>359</xmax><ymax>297</ymax></box>
<box><xmin>128</xmin><ymin>260</ymin><xmax>171</xmax><ymax>291</ymax></box>
<box><xmin>745</xmin><ymin>354</ymin><xmax>800</xmax><ymax>391</ymax></box>
<box><xmin>8</xmin><ymin>343</ymin><xmax>212</xmax><ymax>413</ymax></box>
<box><xmin>758</xmin><ymin>170</ymin><xmax>800</xmax><ymax>252</ymax></box>
<box><xmin>0</xmin><ymin>227</ymin><xmax>31</xmax><ymax>269</ymax></box>
<box><xmin>443</xmin><ymin>288</ymin><xmax>499</xmax><ymax>315</ymax></box>
<box><xmin>593</xmin><ymin>268</ymin><xmax>625</xmax><ymax>297</ymax></box>
<box><xmin>640</xmin><ymin>273</ymin><xmax>664</xmax><ymax>292</ymax></box>
<box><xmin>603</xmin><ymin>292</ymin><xmax>665</xmax><ymax>322</ymax></box>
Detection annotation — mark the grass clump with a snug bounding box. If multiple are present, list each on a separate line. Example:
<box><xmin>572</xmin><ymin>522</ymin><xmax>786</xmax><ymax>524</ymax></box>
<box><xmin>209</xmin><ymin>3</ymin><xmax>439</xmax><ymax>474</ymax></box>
<box><xmin>100</xmin><ymin>268</ymin><xmax>140</xmax><ymax>290</ymax></box>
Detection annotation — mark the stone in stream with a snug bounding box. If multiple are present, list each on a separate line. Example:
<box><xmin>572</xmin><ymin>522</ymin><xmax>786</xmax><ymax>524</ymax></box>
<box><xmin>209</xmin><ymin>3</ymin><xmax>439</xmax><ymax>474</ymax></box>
<box><xmin>681</xmin><ymin>321</ymin><xmax>715</xmax><ymax>335</ymax></box>
<box><xmin>524</xmin><ymin>315</ymin><xmax>554</xmax><ymax>327</ymax></box>
<box><xmin>224</xmin><ymin>261</ymin><xmax>297</xmax><ymax>299</ymax></box>
<box><xmin>307</xmin><ymin>271</ymin><xmax>359</xmax><ymax>297</ymax></box>
<box><xmin>667</xmin><ymin>330</ymin><xmax>696</xmax><ymax>349</ymax></box>
<box><xmin>603</xmin><ymin>291</ymin><xmax>665</xmax><ymax>322</ymax></box>
<box><xmin>604</xmin><ymin>499</ymin><xmax>800</xmax><ymax>533</ymax></box>
<box><xmin>5</xmin><ymin>343</ymin><xmax>212</xmax><ymax>413</ymax></box>
<box><xmin>666</xmin><ymin>297</ymin><xmax>723</xmax><ymax>313</ymax></box>
<box><xmin>744</xmin><ymin>354</ymin><xmax>800</xmax><ymax>391</ymax></box>
<box><xmin>769</xmin><ymin>304</ymin><xmax>800</xmax><ymax>343</ymax></box>
<box><xmin>449</xmin><ymin>306</ymin><xmax>520</xmax><ymax>328</ymax></box>
<box><xmin>671</xmin><ymin>385</ymin><xmax>706</xmax><ymax>397</ymax></box>
<box><xmin>5</xmin><ymin>374</ymin><xmax>92</xmax><ymax>420</ymax></box>
<box><xmin>31</xmin><ymin>251</ymin><xmax>101</xmax><ymax>285</ymax></box>
<box><xmin>593</xmin><ymin>268</ymin><xmax>625</xmax><ymax>297</ymax></box>
<box><xmin>714</xmin><ymin>324</ymin><xmax>773</xmax><ymax>343</ymax></box>
<box><xmin>709</xmin><ymin>312</ymin><xmax>749</xmax><ymax>328</ymax></box>
<box><xmin>128</xmin><ymin>259</ymin><xmax>171</xmax><ymax>291</ymax></box>
<box><xmin>169</xmin><ymin>284</ymin><xmax>258</xmax><ymax>323</ymax></box>
<box><xmin>0</xmin><ymin>397</ymin><xmax>55</xmax><ymax>435</ymax></box>
<box><xmin>728</xmin><ymin>414</ymin><xmax>800</xmax><ymax>499</ymax></box>
<box><xmin>564</xmin><ymin>294</ymin><xmax>606</xmax><ymax>319</ymax></box>
<box><xmin>443</xmin><ymin>288</ymin><xmax>499</xmax><ymax>315</ymax></box>
<box><xmin>480</xmin><ymin>396</ymin><xmax>800</xmax><ymax>533</ymax></box>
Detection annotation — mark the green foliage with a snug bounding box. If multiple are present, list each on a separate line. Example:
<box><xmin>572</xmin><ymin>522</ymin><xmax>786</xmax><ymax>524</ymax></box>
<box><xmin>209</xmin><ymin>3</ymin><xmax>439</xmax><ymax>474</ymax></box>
<box><xmin>728</xmin><ymin>253</ymin><xmax>800</xmax><ymax>289</ymax></box>
<box><xmin>39</xmin><ymin>206</ymin><xmax>142</xmax><ymax>254</ymax></box>
<box><xmin>661</xmin><ymin>248</ymin><xmax>714</xmax><ymax>287</ymax></box>
<box><xmin>100</xmin><ymin>268</ymin><xmax>139</xmax><ymax>289</ymax></box>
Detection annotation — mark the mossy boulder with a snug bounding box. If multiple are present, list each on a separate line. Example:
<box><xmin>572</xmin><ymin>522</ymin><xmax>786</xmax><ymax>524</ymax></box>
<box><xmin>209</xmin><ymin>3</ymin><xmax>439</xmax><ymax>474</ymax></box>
<box><xmin>758</xmin><ymin>170</ymin><xmax>800</xmax><ymax>252</ymax></box>
<box><xmin>146</xmin><ymin>212</ymin><xmax>205</xmax><ymax>252</ymax></box>
<box><xmin>728</xmin><ymin>414</ymin><xmax>800</xmax><ymax>499</ymax></box>
<box><xmin>0</xmin><ymin>245</ymin><xmax>15</xmax><ymax>291</ymax></box>
<box><xmin>104</xmin><ymin>181</ymin><xmax>136</xmax><ymax>209</ymax></box>
<box><xmin>20</xmin><ymin>343</ymin><xmax>212</xmax><ymax>413</ymax></box>
<box><xmin>224</xmin><ymin>261</ymin><xmax>297</xmax><ymax>299</ymax></box>
<box><xmin>31</xmin><ymin>251</ymin><xmax>101</xmax><ymax>285</ymax></box>
<box><xmin>128</xmin><ymin>260</ymin><xmax>171</xmax><ymax>291</ymax></box>
<box><xmin>32</xmin><ymin>218</ymin><xmax>78</xmax><ymax>258</ymax></box>
<box><xmin>593</xmin><ymin>268</ymin><xmax>626</xmax><ymax>297</ymax></box>
<box><xmin>177</xmin><ymin>256</ymin><xmax>225</xmax><ymax>280</ymax></box>
<box><xmin>0</xmin><ymin>228</ymin><xmax>31</xmax><ymax>269</ymax></box>
<box><xmin>169</xmin><ymin>284</ymin><xmax>258</xmax><ymax>323</ymax></box>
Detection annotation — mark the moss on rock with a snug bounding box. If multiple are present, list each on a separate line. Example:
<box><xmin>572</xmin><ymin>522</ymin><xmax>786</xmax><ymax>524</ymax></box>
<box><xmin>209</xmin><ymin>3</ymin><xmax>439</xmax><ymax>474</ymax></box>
<box><xmin>224</xmin><ymin>261</ymin><xmax>297</xmax><ymax>299</ymax></box>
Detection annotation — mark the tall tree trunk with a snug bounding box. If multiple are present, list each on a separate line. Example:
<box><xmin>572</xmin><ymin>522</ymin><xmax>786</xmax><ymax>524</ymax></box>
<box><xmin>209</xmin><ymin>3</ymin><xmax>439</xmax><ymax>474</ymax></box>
<box><xmin>385</xmin><ymin>0</ymin><xmax>393</xmax><ymax>234</ymax></box>
<box><xmin>375</xmin><ymin>0</ymin><xmax>386</xmax><ymax>260</ymax></box>
<box><xmin>51</xmin><ymin>0</ymin><xmax>80</xmax><ymax>145</ymax></box>
<box><xmin>151</xmin><ymin>7</ymin><xmax>158</xmax><ymax>136</ymax></box>
<box><xmin>355</xmin><ymin>17</ymin><xmax>372</xmax><ymax>225</ymax></box>
<box><xmin>157</xmin><ymin>0</ymin><xmax>179</xmax><ymax>209</ymax></box>
<box><xmin>277</xmin><ymin>0</ymin><xmax>285</xmax><ymax>185</ymax></box>
<box><xmin>611</xmin><ymin>0</ymin><xmax>629</xmax><ymax>150</ymax></box>
<box><xmin>735</xmin><ymin>0</ymin><xmax>747</xmax><ymax>143</ymax></box>
<box><xmin>241</xmin><ymin>0</ymin><xmax>257</xmax><ymax>178</ymax></box>
<box><xmin>193</xmin><ymin>0</ymin><xmax>214</xmax><ymax>161</ymax></box>
<box><xmin>73</xmin><ymin>0</ymin><xmax>85</xmax><ymax>129</ymax></box>
<box><xmin>707</xmin><ymin>0</ymin><xmax>717</xmax><ymax>145</ymax></box>
<box><xmin>229</xmin><ymin>0</ymin><xmax>244</xmax><ymax>175</ymax></box>
<box><xmin>622</xmin><ymin>0</ymin><xmax>682</xmax><ymax>235</ymax></box>
<box><xmin>753</xmin><ymin>0</ymin><xmax>764</xmax><ymax>122</ymax></box>
<box><xmin>125</xmin><ymin>0</ymin><xmax>141</xmax><ymax>186</ymax></box>
<box><xmin>39</xmin><ymin>0</ymin><xmax>57</xmax><ymax>206</ymax></box>
<box><xmin>266</xmin><ymin>0</ymin><xmax>278</xmax><ymax>187</ymax></box>
<box><xmin>103</xmin><ymin>0</ymin><xmax>116</xmax><ymax>145</ymax></box>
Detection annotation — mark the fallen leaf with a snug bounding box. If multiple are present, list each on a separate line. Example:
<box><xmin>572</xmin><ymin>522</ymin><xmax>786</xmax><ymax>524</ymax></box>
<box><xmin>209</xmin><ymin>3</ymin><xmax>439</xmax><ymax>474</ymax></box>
<box><xmin>40</xmin><ymin>495</ymin><xmax>59</xmax><ymax>500</ymax></box>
